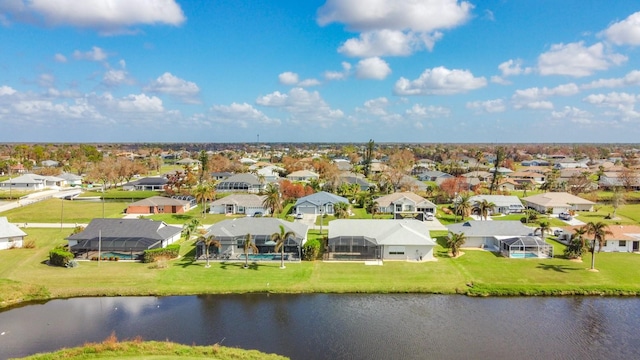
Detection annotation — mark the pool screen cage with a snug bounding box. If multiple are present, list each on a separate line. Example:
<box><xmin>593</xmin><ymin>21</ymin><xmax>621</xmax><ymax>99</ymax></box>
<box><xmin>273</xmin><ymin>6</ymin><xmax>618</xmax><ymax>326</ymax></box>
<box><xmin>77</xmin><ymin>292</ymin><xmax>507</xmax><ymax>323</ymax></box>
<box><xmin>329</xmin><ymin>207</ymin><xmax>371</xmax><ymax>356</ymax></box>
<box><xmin>196</xmin><ymin>235</ymin><xmax>301</xmax><ymax>259</ymax></box>
<box><xmin>326</xmin><ymin>236</ymin><xmax>378</xmax><ymax>261</ymax></box>
<box><xmin>500</xmin><ymin>236</ymin><xmax>553</xmax><ymax>258</ymax></box>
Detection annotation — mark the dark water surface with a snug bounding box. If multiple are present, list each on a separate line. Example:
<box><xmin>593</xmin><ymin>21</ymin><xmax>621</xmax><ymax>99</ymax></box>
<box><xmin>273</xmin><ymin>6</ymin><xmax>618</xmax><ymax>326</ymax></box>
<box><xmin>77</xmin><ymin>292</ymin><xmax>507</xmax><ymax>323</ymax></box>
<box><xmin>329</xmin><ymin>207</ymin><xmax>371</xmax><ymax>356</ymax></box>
<box><xmin>1</xmin><ymin>294</ymin><xmax>639</xmax><ymax>360</ymax></box>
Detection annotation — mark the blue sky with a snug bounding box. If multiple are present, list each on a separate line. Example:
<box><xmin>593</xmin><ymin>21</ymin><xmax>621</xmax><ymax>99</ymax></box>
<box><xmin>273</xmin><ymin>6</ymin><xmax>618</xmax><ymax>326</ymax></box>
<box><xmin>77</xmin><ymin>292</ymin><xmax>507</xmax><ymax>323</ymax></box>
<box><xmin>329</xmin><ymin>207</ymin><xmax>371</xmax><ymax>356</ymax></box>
<box><xmin>1</xmin><ymin>0</ymin><xmax>640</xmax><ymax>143</ymax></box>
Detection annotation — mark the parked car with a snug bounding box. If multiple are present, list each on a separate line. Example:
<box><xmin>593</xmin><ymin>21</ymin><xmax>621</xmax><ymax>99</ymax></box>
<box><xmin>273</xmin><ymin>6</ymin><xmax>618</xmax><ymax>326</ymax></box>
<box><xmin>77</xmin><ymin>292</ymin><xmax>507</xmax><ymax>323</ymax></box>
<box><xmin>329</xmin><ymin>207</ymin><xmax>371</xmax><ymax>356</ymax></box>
<box><xmin>553</xmin><ymin>229</ymin><xmax>563</xmax><ymax>237</ymax></box>
<box><xmin>424</xmin><ymin>212</ymin><xmax>434</xmax><ymax>221</ymax></box>
<box><xmin>559</xmin><ymin>212</ymin><xmax>572</xmax><ymax>221</ymax></box>
<box><xmin>253</xmin><ymin>212</ymin><xmax>263</xmax><ymax>217</ymax></box>
<box><xmin>295</xmin><ymin>213</ymin><xmax>304</xmax><ymax>219</ymax></box>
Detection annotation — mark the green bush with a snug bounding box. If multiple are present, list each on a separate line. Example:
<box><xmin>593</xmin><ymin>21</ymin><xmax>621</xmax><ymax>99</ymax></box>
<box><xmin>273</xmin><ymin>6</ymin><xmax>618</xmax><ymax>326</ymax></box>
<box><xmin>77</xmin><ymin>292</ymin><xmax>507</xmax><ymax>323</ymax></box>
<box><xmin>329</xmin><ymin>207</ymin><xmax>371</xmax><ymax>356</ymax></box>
<box><xmin>49</xmin><ymin>248</ymin><xmax>74</xmax><ymax>267</ymax></box>
<box><xmin>302</xmin><ymin>239</ymin><xmax>321</xmax><ymax>261</ymax></box>
<box><xmin>142</xmin><ymin>244</ymin><xmax>180</xmax><ymax>263</ymax></box>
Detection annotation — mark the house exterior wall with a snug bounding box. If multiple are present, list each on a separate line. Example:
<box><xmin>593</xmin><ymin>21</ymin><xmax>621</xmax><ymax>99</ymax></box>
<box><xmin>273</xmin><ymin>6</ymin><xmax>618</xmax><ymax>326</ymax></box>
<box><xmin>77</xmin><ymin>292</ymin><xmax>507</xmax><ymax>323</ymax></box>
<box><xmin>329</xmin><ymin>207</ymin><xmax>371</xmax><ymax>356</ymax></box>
<box><xmin>0</xmin><ymin>236</ymin><xmax>24</xmax><ymax>250</ymax></box>
<box><xmin>600</xmin><ymin>239</ymin><xmax>640</xmax><ymax>253</ymax></box>
<box><xmin>0</xmin><ymin>182</ymin><xmax>45</xmax><ymax>191</ymax></box>
<box><xmin>381</xmin><ymin>245</ymin><xmax>434</xmax><ymax>261</ymax></box>
<box><xmin>126</xmin><ymin>205</ymin><xmax>187</xmax><ymax>214</ymax></box>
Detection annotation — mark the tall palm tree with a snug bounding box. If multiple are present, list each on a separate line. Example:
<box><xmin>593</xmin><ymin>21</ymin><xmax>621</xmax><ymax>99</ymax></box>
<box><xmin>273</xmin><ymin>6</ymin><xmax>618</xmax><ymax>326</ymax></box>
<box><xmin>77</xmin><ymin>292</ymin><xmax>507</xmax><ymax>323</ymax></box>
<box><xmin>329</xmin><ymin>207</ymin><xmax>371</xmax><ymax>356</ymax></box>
<box><xmin>200</xmin><ymin>234</ymin><xmax>220</xmax><ymax>268</ymax></box>
<box><xmin>521</xmin><ymin>181</ymin><xmax>533</xmax><ymax>197</ymax></box>
<box><xmin>242</xmin><ymin>233</ymin><xmax>258</xmax><ymax>269</ymax></box>
<box><xmin>334</xmin><ymin>202</ymin><xmax>350</xmax><ymax>219</ymax></box>
<box><xmin>535</xmin><ymin>220</ymin><xmax>551</xmax><ymax>240</ymax></box>
<box><xmin>447</xmin><ymin>232</ymin><xmax>466</xmax><ymax>258</ymax></box>
<box><xmin>585</xmin><ymin>221</ymin><xmax>612</xmax><ymax>270</ymax></box>
<box><xmin>181</xmin><ymin>218</ymin><xmax>201</xmax><ymax>240</ymax></box>
<box><xmin>262</xmin><ymin>183</ymin><xmax>282</xmax><ymax>217</ymax></box>
<box><xmin>370</xmin><ymin>201</ymin><xmax>380</xmax><ymax>219</ymax></box>
<box><xmin>473</xmin><ymin>199</ymin><xmax>495</xmax><ymax>221</ymax></box>
<box><xmin>193</xmin><ymin>181</ymin><xmax>216</xmax><ymax>218</ymax></box>
<box><xmin>272</xmin><ymin>225</ymin><xmax>295</xmax><ymax>269</ymax></box>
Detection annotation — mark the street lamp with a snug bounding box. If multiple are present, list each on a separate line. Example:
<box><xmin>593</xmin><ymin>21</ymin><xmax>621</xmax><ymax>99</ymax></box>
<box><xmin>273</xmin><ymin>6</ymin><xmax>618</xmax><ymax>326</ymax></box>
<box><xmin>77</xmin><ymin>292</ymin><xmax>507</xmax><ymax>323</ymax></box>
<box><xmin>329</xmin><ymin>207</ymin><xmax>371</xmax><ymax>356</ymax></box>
<box><xmin>454</xmin><ymin>191</ymin><xmax>458</xmax><ymax>222</ymax></box>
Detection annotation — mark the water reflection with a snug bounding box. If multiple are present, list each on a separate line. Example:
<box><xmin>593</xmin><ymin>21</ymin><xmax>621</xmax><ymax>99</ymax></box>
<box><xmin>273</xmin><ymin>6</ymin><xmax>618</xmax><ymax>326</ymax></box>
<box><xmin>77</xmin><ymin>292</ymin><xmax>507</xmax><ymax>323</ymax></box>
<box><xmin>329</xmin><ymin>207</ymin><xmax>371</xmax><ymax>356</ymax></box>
<box><xmin>1</xmin><ymin>295</ymin><xmax>640</xmax><ymax>360</ymax></box>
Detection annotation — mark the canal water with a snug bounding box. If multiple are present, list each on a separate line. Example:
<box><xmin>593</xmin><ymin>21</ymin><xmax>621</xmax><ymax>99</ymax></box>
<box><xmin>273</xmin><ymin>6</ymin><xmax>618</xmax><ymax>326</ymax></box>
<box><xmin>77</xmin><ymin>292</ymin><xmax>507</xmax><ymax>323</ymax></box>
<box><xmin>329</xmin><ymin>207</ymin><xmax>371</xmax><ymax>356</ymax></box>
<box><xmin>1</xmin><ymin>294</ymin><xmax>639</xmax><ymax>359</ymax></box>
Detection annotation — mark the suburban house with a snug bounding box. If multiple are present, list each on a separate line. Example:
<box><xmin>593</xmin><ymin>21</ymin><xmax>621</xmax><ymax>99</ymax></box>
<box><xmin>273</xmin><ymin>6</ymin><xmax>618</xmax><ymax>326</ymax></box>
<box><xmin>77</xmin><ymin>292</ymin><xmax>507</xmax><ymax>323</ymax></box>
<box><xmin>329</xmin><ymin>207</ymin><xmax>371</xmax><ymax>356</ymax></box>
<box><xmin>41</xmin><ymin>160</ymin><xmax>59</xmax><ymax>167</ymax></box>
<box><xmin>202</xmin><ymin>217</ymin><xmax>308</xmax><ymax>258</ymax></box>
<box><xmin>374</xmin><ymin>192</ymin><xmax>436</xmax><ymax>220</ymax></box>
<box><xmin>209</xmin><ymin>194</ymin><xmax>268</xmax><ymax>216</ymax></box>
<box><xmin>562</xmin><ymin>225</ymin><xmax>640</xmax><ymax>253</ymax></box>
<box><xmin>294</xmin><ymin>191</ymin><xmax>349</xmax><ymax>215</ymax></box>
<box><xmin>521</xmin><ymin>159</ymin><xmax>551</xmax><ymax>167</ymax></box>
<box><xmin>58</xmin><ymin>172</ymin><xmax>83</xmax><ymax>187</ymax></box>
<box><xmin>0</xmin><ymin>217</ymin><xmax>26</xmax><ymax>250</ymax></box>
<box><xmin>286</xmin><ymin>170</ymin><xmax>319</xmax><ymax>182</ymax></box>
<box><xmin>599</xmin><ymin>172</ymin><xmax>640</xmax><ymax>190</ymax></box>
<box><xmin>125</xmin><ymin>196</ymin><xmax>193</xmax><ymax>215</ymax></box>
<box><xmin>447</xmin><ymin>220</ymin><xmax>536</xmax><ymax>250</ymax></box>
<box><xmin>333</xmin><ymin>158</ymin><xmax>352</xmax><ymax>171</ymax></box>
<box><xmin>175</xmin><ymin>158</ymin><xmax>201</xmax><ymax>169</ymax></box>
<box><xmin>0</xmin><ymin>173</ymin><xmax>65</xmax><ymax>191</ymax></box>
<box><xmin>497</xmin><ymin>178</ymin><xmax>520</xmax><ymax>191</ymax></box>
<box><xmin>122</xmin><ymin>177</ymin><xmax>168</xmax><ymax>191</ymax></box>
<box><xmin>326</xmin><ymin>219</ymin><xmax>436</xmax><ymax>261</ymax></box>
<box><xmin>468</xmin><ymin>195</ymin><xmax>525</xmax><ymax>215</ymax></box>
<box><xmin>67</xmin><ymin>218</ymin><xmax>182</xmax><ymax>258</ymax></box>
<box><xmin>398</xmin><ymin>175</ymin><xmax>429</xmax><ymax>192</ymax></box>
<box><xmin>522</xmin><ymin>192</ymin><xmax>595</xmax><ymax>214</ymax></box>
<box><xmin>507</xmin><ymin>171</ymin><xmax>546</xmax><ymax>184</ymax></box>
<box><xmin>216</xmin><ymin>173</ymin><xmax>265</xmax><ymax>193</ymax></box>
<box><xmin>210</xmin><ymin>172</ymin><xmax>234</xmax><ymax>181</ymax></box>
<box><xmin>338</xmin><ymin>173</ymin><xmax>372</xmax><ymax>192</ymax></box>
<box><xmin>255</xmin><ymin>165</ymin><xmax>283</xmax><ymax>183</ymax></box>
<box><xmin>417</xmin><ymin>170</ymin><xmax>453</xmax><ymax>184</ymax></box>
<box><xmin>462</xmin><ymin>171</ymin><xmax>493</xmax><ymax>182</ymax></box>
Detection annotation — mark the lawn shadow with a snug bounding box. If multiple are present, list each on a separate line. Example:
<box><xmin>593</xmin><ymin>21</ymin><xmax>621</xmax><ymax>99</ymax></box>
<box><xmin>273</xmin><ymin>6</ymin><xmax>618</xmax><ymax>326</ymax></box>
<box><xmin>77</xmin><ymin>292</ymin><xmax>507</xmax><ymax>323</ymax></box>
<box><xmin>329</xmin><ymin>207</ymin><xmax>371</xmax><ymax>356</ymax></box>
<box><xmin>219</xmin><ymin>261</ymin><xmax>262</xmax><ymax>270</ymax></box>
<box><xmin>170</xmin><ymin>214</ymin><xmax>193</xmax><ymax>221</ymax></box>
<box><xmin>536</xmin><ymin>263</ymin><xmax>580</xmax><ymax>273</ymax></box>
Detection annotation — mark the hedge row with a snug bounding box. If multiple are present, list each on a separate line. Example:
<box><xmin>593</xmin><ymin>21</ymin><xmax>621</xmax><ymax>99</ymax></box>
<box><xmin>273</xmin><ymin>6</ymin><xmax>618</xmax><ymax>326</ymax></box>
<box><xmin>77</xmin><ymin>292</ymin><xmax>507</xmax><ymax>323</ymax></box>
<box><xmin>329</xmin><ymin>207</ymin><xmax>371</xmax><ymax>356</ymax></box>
<box><xmin>142</xmin><ymin>244</ymin><xmax>180</xmax><ymax>263</ymax></box>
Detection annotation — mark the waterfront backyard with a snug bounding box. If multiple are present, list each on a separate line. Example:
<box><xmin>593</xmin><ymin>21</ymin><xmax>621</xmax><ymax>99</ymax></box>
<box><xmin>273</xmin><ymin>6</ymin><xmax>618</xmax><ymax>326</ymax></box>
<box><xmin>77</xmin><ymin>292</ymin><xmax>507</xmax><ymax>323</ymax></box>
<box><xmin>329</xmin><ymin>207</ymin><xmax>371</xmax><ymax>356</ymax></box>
<box><xmin>3</xmin><ymin>227</ymin><xmax>640</xmax><ymax>309</ymax></box>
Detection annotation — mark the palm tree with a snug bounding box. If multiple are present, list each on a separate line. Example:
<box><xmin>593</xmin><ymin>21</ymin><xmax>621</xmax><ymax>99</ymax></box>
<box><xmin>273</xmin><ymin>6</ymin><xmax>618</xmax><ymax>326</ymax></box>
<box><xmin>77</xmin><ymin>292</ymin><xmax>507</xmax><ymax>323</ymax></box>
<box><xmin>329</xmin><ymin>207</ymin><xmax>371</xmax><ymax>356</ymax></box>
<box><xmin>455</xmin><ymin>192</ymin><xmax>472</xmax><ymax>222</ymax></box>
<box><xmin>181</xmin><ymin>218</ymin><xmax>201</xmax><ymax>240</ymax></box>
<box><xmin>200</xmin><ymin>234</ymin><xmax>220</xmax><ymax>268</ymax></box>
<box><xmin>585</xmin><ymin>221</ymin><xmax>612</xmax><ymax>270</ymax></box>
<box><xmin>521</xmin><ymin>181</ymin><xmax>533</xmax><ymax>197</ymax></box>
<box><xmin>262</xmin><ymin>183</ymin><xmax>282</xmax><ymax>217</ymax></box>
<box><xmin>447</xmin><ymin>232</ymin><xmax>466</xmax><ymax>258</ymax></box>
<box><xmin>272</xmin><ymin>225</ymin><xmax>295</xmax><ymax>269</ymax></box>
<box><xmin>334</xmin><ymin>202</ymin><xmax>350</xmax><ymax>219</ymax></box>
<box><xmin>473</xmin><ymin>199</ymin><xmax>495</xmax><ymax>221</ymax></box>
<box><xmin>535</xmin><ymin>220</ymin><xmax>551</xmax><ymax>240</ymax></box>
<box><xmin>370</xmin><ymin>201</ymin><xmax>380</xmax><ymax>219</ymax></box>
<box><xmin>242</xmin><ymin>233</ymin><xmax>258</xmax><ymax>269</ymax></box>
<box><xmin>564</xmin><ymin>226</ymin><xmax>589</xmax><ymax>260</ymax></box>
<box><xmin>192</xmin><ymin>181</ymin><xmax>216</xmax><ymax>218</ymax></box>
<box><xmin>611</xmin><ymin>187</ymin><xmax>626</xmax><ymax>219</ymax></box>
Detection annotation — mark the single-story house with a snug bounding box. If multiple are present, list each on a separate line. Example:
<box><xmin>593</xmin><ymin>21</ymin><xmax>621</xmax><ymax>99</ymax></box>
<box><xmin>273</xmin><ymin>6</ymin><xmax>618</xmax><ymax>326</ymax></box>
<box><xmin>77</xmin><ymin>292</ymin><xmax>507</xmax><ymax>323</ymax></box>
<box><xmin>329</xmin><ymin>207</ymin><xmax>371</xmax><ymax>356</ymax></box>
<box><xmin>417</xmin><ymin>170</ymin><xmax>453</xmax><ymax>183</ymax></box>
<box><xmin>255</xmin><ymin>165</ymin><xmax>284</xmax><ymax>183</ymax></box>
<box><xmin>210</xmin><ymin>172</ymin><xmax>234</xmax><ymax>181</ymax></box>
<box><xmin>286</xmin><ymin>170</ymin><xmax>319</xmax><ymax>182</ymax></box>
<box><xmin>294</xmin><ymin>191</ymin><xmax>349</xmax><ymax>215</ymax></box>
<box><xmin>461</xmin><ymin>171</ymin><xmax>493</xmax><ymax>182</ymax></box>
<box><xmin>507</xmin><ymin>171</ymin><xmax>546</xmax><ymax>184</ymax></box>
<box><xmin>496</xmin><ymin>178</ymin><xmax>520</xmax><ymax>191</ymax></box>
<box><xmin>447</xmin><ymin>221</ymin><xmax>536</xmax><ymax>251</ymax></box>
<box><xmin>41</xmin><ymin>160</ymin><xmax>60</xmax><ymax>167</ymax></box>
<box><xmin>126</xmin><ymin>196</ymin><xmax>193</xmax><ymax>215</ymax></box>
<box><xmin>122</xmin><ymin>177</ymin><xmax>168</xmax><ymax>191</ymax></box>
<box><xmin>562</xmin><ymin>224</ymin><xmax>640</xmax><ymax>253</ymax></box>
<box><xmin>201</xmin><ymin>217</ymin><xmax>308</xmax><ymax>258</ymax></box>
<box><xmin>58</xmin><ymin>172</ymin><xmax>83</xmax><ymax>187</ymax></box>
<box><xmin>522</xmin><ymin>192</ymin><xmax>595</xmax><ymax>214</ymax></box>
<box><xmin>333</xmin><ymin>159</ymin><xmax>352</xmax><ymax>171</ymax></box>
<box><xmin>327</xmin><ymin>219</ymin><xmax>436</xmax><ymax>261</ymax></box>
<box><xmin>209</xmin><ymin>194</ymin><xmax>268</xmax><ymax>216</ymax></box>
<box><xmin>67</xmin><ymin>218</ymin><xmax>182</xmax><ymax>257</ymax></box>
<box><xmin>468</xmin><ymin>195</ymin><xmax>525</xmax><ymax>215</ymax></box>
<box><xmin>374</xmin><ymin>192</ymin><xmax>436</xmax><ymax>219</ymax></box>
<box><xmin>338</xmin><ymin>173</ymin><xmax>372</xmax><ymax>192</ymax></box>
<box><xmin>0</xmin><ymin>173</ymin><xmax>65</xmax><ymax>191</ymax></box>
<box><xmin>176</xmin><ymin>158</ymin><xmax>201</xmax><ymax>169</ymax></box>
<box><xmin>521</xmin><ymin>159</ymin><xmax>550</xmax><ymax>167</ymax></box>
<box><xmin>216</xmin><ymin>173</ymin><xmax>265</xmax><ymax>193</ymax></box>
<box><xmin>398</xmin><ymin>175</ymin><xmax>429</xmax><ymax>192</ymax></box>
<box><xmin>0</xmin><ymin>217</ymin><xmax>26</xmax><ymax>250</ymax></box>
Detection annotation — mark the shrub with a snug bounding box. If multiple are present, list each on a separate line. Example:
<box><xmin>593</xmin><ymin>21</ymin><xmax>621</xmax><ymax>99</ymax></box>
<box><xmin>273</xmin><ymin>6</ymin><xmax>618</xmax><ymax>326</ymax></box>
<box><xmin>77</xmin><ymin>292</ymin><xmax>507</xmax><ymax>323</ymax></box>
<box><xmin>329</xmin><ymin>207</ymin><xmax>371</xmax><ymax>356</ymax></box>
<box><xmin>302</xmin><ymin>239</ymin><xmax>321</xmax><ymax>261</ymax></box>
<box><xmin>49</xmin><ymin>248</ymin><xmax>74</xmax><ymax>267</ymax></box>
<box><xmin>66</xmin><ymin>260</ymin><xmax>79</xmax><ymax>268</ymax></box>
<box><xmin>142</xmin><ymin>244</ymin><xmax>180</xmax><ymax>263</ymax></box>
<box><xmin>23</xmin><ymin>239</ymin><xmax>36</xmax><ymax>249</ymax></box>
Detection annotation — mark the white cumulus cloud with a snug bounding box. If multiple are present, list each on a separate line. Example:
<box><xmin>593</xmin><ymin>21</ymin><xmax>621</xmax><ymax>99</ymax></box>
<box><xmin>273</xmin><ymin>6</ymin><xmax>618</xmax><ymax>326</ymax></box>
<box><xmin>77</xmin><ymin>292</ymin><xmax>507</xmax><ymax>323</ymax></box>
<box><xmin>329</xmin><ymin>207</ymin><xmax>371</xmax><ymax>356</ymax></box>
<box><xmin>498</xmin><ymin>59</ymin><xmax>533</xmax><ymax>77</ymax></box>
<box><xmin>355</xmin><ymin>57</ymin><xmax>391</xmax><ymax>80</ymax></box>
<box><xmin>73</xmin><ymin>46</ymin><xmax>108</xmax><ymax>61</ymax></box>
<box><xmin>537</xmin><ymin>41</ymin><xmax>627</xmax><ymax>77</ymax></box>
<box><xmin>0</xmin><ymin>85</ymin><xmax>17</xmax><ymax>96</ymax></box>
<box><xmin>583</xmin><ymin>92</ymin><xmax>638</xmax><ymax>107</ymax></box>
<box><xmin>278</xmin><ymin>72</ymin><xmax>299</xmax><ymax>85</ymax></box>
<box><xmin>602</xmin><ymin>11</ymin><xmax>640</xmax><ymax>46</ymax></box>
<box><xmin>324</xmin><ymin>62</ymin><xmax>351</xmax><ymax>81</ymax></box>
<box><xmin>210</xmin><ymin>102</ymin><xmax>279</xmax><ymax>128</ymax></box>
<box><xmin>144</xmin><ymin>72</ymin><xmax>200</xmax><ymax>103</ymax></box>
<box><xmin>256</xmin><ymin>87</ymin><xmax>343</xmax><ymax>126</ymax></box>
<box><xmin>0</xmin><ymin>0</ymin><xmax>185</xmax><ymax>35</ymax></box>
<box><xmin>466</xmin><ymin>99</ymin><xmax>506</xmax><ymax>114</ymax></box>
<box><xmin>318</xmin><ymin>0</ymin><xmax>472</xmax><ymax>57</ymax></box>
<box><xmin>581</xmin><ymin>70</ymin><xmax>640</xmax><ymax>90</ymax></box>
<box><xmin>406</xmin><ymin>104</ymin><xmax>450</xmax><ymax>118</ymax></box>
<box><xmin>394</xmin><ymin>66</ymin><xmax>486</xmax><ymax>95</ymax></box>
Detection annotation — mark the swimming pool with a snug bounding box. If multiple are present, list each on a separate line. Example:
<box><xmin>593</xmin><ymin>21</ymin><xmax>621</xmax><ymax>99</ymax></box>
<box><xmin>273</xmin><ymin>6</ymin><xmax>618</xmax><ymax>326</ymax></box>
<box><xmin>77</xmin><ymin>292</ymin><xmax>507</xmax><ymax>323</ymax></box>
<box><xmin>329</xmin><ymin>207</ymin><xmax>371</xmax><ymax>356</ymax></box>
<box><xmin>99</xmin><ymin>252</ymin><xmax>138</xmax><ymax>260</ymax></box>
<box><xmin>510</xmin><ymin>252</ymin><xmax>540</xmax><ymax>259</ymax></box>
<box><xmin>240</xmin><ymin>253</ymin><xmax>289</xmax><ymax>261</ymax></box>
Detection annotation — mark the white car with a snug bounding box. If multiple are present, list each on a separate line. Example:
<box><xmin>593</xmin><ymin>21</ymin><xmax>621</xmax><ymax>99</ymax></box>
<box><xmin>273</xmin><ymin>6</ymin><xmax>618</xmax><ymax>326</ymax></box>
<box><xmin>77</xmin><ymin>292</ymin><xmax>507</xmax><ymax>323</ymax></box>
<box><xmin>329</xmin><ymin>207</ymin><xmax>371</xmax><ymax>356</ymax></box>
<box><xmin>559</xmin><ymin>212</ymin><xmax>572</xmax><ymax>221</ymax></box>
<box><xmin>295</xmin><ymin>213</ymin><xmax>304</xmax><ymax>219</ymax></box>
<box><xmin>424</xmin><ymin>212</ymin><xmax>435</xmax><ymax>221</ymax></box>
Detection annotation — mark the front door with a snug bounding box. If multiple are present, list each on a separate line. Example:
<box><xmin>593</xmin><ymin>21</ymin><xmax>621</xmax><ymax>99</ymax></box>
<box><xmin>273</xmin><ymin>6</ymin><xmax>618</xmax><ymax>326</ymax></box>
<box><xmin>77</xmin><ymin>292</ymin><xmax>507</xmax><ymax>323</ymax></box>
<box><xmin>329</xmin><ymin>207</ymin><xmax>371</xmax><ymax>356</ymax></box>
<box><xmin>633</xmin><ymin>241</ymin><xmax>639</xmax><ymax>252</ymax></box>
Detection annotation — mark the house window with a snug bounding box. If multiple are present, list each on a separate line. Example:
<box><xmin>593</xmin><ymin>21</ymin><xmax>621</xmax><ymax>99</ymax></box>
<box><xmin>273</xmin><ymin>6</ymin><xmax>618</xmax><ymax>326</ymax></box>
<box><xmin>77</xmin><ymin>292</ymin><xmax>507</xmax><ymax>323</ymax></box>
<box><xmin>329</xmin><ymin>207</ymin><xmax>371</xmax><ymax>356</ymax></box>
<box><xmin>619</xmin><ymin>241</ymin><xmax>626</xmax><ymax>247</ymax></box>
<box><xmin>395</xmin><ymin>204</ymin><xmax>402</xmax><ymax>212</ymax></box>
<box><xmin>238</xmin><ymin>206</ymin><xmax>245</xmax><ymax>213</ymax></box>
<box><xmin>388</xmin><ymin>246</ymin><xmax>405</xmax><ymax>255</ymax></box>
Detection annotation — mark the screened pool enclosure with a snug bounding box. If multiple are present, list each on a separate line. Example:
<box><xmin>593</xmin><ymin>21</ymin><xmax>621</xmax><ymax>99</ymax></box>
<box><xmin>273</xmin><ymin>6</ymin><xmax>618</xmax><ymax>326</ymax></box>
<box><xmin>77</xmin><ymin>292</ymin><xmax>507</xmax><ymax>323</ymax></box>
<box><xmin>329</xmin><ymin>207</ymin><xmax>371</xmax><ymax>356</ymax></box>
<box><xmin>500</xmin><ymin>236</ymin><xmax>553</xmax><ymax>259</ymax></box>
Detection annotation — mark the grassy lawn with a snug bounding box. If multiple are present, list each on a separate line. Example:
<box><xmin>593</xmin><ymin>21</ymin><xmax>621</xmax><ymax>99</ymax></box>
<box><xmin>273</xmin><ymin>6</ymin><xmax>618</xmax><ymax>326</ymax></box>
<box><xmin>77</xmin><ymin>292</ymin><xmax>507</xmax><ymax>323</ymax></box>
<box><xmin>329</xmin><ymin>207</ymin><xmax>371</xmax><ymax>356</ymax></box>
<box><xmin>3</xmin><ymin>227</ymin><xmax>640</xmax><ymax>309</ymax></box>
<box><xmin>77</xmin><ymin>189</ymin><xmax>158</xmax><ymax>200</ymax></box>
<box><xmin>2</xmin><ymin>198</ymin><xmax>129</xmax><ymax>223</ymax></box>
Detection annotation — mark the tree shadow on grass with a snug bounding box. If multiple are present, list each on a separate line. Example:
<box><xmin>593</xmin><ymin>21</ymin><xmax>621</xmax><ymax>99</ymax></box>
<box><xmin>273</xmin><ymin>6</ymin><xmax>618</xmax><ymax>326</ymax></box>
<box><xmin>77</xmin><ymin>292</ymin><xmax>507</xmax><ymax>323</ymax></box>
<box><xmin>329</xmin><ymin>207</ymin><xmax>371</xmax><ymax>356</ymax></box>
<box><xmin>536</xmin><ymin>263</ymin><xmax>581</xmax><ymax>273</ymax></box>
<box><xmin>219</xmin><ymin>261</ymin><xmax>262</xmax><ymax>270</ymax></box>
<box><xmin>171</xmin><ymin>214</ymin><xmax>193</xmax><ymax>221</ymax></box>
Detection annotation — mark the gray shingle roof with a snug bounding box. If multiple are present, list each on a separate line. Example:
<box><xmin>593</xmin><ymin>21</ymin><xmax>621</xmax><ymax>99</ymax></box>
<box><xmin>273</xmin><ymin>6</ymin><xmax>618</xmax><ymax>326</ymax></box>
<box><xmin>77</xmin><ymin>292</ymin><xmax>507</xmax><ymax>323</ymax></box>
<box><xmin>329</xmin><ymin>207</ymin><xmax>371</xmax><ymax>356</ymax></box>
<box><xmin>0</xmin><ymin>217</ymin><xmax>27</xmax><ymax>238</ymax></box>
<box><xmin>67</xmin><ymin>218</ymin><xmax>181</xmax><ymax>249</ymax></box>
<box><xmin>447</xmin><ymin>221</ymin><xmax>534</xmax><ymax>237</ymax></box>
<box><xmin>328</xmin><ymin>219</ymin><xmax>435</xmax><ymax>246</ymax></box>
<box><xmin>206</xmin><ymin>217</ymin><xmax>308</xmax><ymax>240</ymax></box>
<box><xmin>294</xmin><ymin>191</ymin><xmax>349</xmax><ymax>207</ymax></box>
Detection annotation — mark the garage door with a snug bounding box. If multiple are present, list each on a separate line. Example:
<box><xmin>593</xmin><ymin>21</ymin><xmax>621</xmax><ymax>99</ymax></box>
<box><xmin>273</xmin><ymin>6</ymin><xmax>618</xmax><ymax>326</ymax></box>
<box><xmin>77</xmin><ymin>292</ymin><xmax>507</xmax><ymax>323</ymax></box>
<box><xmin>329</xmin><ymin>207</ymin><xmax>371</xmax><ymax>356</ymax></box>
<box><xmin>297</xmin><ymin>206</ymin><xmax>317</xmax><ymax>214</ymax></box>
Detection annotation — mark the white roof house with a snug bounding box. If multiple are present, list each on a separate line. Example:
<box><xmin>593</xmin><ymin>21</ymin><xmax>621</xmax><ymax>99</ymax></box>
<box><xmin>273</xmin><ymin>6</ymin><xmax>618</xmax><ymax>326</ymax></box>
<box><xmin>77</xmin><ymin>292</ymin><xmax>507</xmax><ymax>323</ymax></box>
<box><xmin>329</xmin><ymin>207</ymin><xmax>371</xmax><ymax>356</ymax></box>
<box><xmin>522</xmin><ymin>192</ymin><xmax>595</xmax><ymax>214</ymax></box>
<box><xmin>0</xmin><ymin>173</ymin><xmax>65</xmax><ymax>191</ymax></box>
<box><xmin>468</xmin><ymin>195</ymin><xmax>525</xmax><ymax>215</ymax></box>
<box><xmin>328</xmin><ymin>219</ymin><xmax>436</xmax><ymax>261</ymax></box>
<box><xmin>0</xmin><ymin>217</ymin><xmax>27</xmax><ymax>250</ymax></box>
<box><xmin>209</xmin><ymin>194</ymin><xmax>268</xmax><ymax>216</ymax></box>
